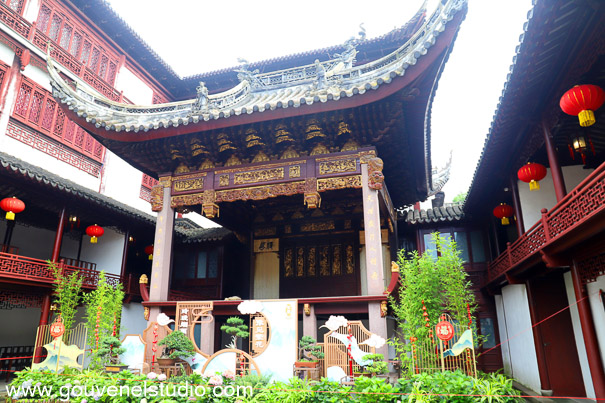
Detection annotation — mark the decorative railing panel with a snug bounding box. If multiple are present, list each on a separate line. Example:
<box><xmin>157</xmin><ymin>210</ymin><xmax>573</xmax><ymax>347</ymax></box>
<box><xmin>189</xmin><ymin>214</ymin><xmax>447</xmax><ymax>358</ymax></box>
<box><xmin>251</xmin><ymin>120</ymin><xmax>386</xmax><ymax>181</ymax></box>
<box><xmin>0</xmin><ymin>2</ymin><xmax>32</xmax><ymax>39</ymax></box>
<box><xmin>487</xmin><ymin>162</ymin><xmax>605</xmax><ymax>282</ymax></box>
<box><xmin>0</xmin><ymin>252</ymin><xmax>124</xmax><ymax>290</ymax></box>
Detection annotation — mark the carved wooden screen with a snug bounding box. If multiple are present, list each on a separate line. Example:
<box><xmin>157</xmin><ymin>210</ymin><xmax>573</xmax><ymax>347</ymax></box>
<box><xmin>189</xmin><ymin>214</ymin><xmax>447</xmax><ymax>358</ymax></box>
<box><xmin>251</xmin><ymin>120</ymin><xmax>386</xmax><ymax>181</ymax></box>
<box><xmin>280</xmin><ymin>234</ymin><xmax>358</xmax><ymax>298</ymax></box>
<box><xmin>324</xmin><ymin>320</ymin><xmax>374</xmax><ymax>376</ymax></box>
<box><xmin>175</xmin><ymin>301</ymin><xmax>213</xmax><ymax>358</ymax></box>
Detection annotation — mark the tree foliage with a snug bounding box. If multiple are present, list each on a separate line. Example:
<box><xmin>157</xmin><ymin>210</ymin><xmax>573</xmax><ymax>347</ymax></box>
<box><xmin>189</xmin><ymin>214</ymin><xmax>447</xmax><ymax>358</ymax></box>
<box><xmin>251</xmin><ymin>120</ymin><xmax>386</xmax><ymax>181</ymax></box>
<box><xmin>453</xmin><ymin>192</ymin><xmax>467</xmax><ymax>203</ymax></box>
<box><xmin>49</xmin><ymin>261</ymin><xmax>83</xmax><ymax>331</ymax></box>
<box><xmin>389</xmin><ymin>233</ymin><xmax>478</xmax><ymax>375</ymax></box>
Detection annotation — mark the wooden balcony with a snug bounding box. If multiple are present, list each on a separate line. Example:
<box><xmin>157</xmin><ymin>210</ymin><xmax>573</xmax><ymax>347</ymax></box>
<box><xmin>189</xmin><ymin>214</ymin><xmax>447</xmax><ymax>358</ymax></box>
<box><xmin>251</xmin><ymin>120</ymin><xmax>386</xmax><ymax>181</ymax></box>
<box><xmin>0</xmin><ymin>251</ymin><xmax>129</xmax><ymax>291</ymax></box>
<box><xmin>487</xmin><ymin>162</ymin><xmax>605</xmax><ymax>284</ymax></box>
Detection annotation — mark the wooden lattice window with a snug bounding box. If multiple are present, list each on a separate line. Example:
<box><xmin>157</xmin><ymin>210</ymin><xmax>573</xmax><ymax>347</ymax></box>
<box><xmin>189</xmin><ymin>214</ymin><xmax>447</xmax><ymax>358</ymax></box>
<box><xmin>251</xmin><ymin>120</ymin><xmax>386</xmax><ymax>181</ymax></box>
<box><xmin>12</xmin><ymin>76</ymin><xmax>105</xmax><ymax>163</ymax></box>
<box><xmin>2</xmin><ymin>0</ymin><xmax>25</xmax><ymax>15</ymax></box>
<box><xmin>35</xmin><ymin>0</ymin><xmax>120</xmax><ymax>85</ymax></box>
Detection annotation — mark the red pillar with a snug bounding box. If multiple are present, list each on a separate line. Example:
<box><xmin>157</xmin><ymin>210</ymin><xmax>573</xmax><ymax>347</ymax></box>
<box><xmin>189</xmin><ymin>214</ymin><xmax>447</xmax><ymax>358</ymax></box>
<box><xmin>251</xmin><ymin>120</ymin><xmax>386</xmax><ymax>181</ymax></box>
<box><xmin>33</xmin><ymin>294</ymin><xmax>51</xmax><ymax>364</ymax></box>
<box><xmin>510</xmin><ymin>174</ymin><xmax>524</xmax><ymax>237</ymax></box>
<box><xmin>571</xmin><ymin>261</ymin><xmax>605</xmax><ymax>401</ymax></box>
<box><xmin>525</xmin><ymin>280</ymin><xmax>552</xmax><ymax>393</ymax></box>
<box><xmin>120</xmin><ymin>230</ymin><xmax>130</xmax><ymax>279</ymax></box>
<box><xmin>541</xmin><ymin>121</ymin><xmax>567</xmax><ymax>202</ymax></box>
<box><xmin>50</xmin><ymin>207</ymin><xmax>66</xmax><ymax>263</ymax></box>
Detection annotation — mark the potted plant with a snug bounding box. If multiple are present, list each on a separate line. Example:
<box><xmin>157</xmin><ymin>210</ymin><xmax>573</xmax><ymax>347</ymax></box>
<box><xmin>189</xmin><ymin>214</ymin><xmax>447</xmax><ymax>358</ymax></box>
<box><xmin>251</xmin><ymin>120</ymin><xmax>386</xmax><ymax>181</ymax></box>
<box><xmin>157</xmin><ymin>330</ymin><xmax>195</xmax><ymax>365</ymax></box>
<box><xmin>95</xmin><ymin>336</ymin><xmax>128</xmax><ymax>373</ymax></box>
<box><xmin>220</xmin><ymin>317</ymin><xmax>249</xmax><ymax>349</ymax></box>
<box><xmin>295</xmin><ymin>336</ymin><xmax>324</xmax><ymax>368</ymax></box>
<box><xmin>361</xmin><ymin>353</ymin><xmax>389</xmax><ymax>378</ymax></box>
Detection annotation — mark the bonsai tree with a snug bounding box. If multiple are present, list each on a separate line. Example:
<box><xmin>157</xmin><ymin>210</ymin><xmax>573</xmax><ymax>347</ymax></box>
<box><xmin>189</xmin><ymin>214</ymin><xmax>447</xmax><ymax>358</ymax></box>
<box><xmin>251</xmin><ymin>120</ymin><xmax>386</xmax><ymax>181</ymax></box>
<box><xmin>361</xmin><ymin>353</ymin><xmax>388</xmax><ymax>375</ymax></box>
<box><xmin>158</xmin><ymin>330</ymin><xmax>195</xmax><ymax>360</ymax></box>
<box><xmin>220</xmin><ymin>317</ymin><xmax>249</xmax><ymax>349</ymax></box>
<box><xmin>95</xmin><ymin>336</ymin><xmax>126</xmax><ymax>366</ymax></box>
<box><xmin>298</xmin><ymin>336</ymin><xmax>324</xmax><ymax>361</ymax></box>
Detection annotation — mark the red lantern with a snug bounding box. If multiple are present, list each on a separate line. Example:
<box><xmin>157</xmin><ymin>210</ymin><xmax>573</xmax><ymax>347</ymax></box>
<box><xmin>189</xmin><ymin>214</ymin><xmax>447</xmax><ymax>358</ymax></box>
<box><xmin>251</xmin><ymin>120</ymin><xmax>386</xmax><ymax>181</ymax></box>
<box><xmin>517</xmin><ymin>162</ymin><xmax>547</xmax><ymax>191</ymax></box>
<box><xmin>86</xmin><ymin>224</ymin><xmax>104</xmax><ymax>244</ymax></box>
<box><xmin>493</xmin><ymin>203</ymin><xmax>513</xmax><ymax>226</ymax></box>
<box><xmin>144</xmin><ymin>245</ymin><xmax>154</xmax><ymax>260</ymax></box>
<box><xmin>0</xmin><ymin>197</ymin><xmax>25</xmax><ymax>220</ymax></box>
<box><xmin>560</xmin><ymin>84</ymin><xmax>605</xmax><ymax>127</ymax></box>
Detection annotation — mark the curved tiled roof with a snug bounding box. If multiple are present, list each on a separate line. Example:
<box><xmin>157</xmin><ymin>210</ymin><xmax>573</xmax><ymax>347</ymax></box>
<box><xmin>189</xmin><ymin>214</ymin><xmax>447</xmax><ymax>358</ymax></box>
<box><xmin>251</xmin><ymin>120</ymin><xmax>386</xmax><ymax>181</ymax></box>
<box><xmin>48</xmin><ymin>0</ymin><xmax>467</xmax><ymax>136</ymax></box>
<box><xmin>401</xmin><ymin>203</ymin><xmax>464</xmax><ymax>224</ymax></box>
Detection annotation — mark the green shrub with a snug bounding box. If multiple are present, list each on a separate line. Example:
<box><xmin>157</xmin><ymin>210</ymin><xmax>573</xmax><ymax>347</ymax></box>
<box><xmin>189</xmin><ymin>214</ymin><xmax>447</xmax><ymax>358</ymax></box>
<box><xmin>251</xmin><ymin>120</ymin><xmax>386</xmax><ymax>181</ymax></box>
<box><xmin>361</xmin><ymin>354</ymin><xmax>388</xmax><ymax>375</ymax></box>
<box><xmin>158</xmin><ymin>329</ymin><xmax>196</xmax><ymax>359</ymax></box>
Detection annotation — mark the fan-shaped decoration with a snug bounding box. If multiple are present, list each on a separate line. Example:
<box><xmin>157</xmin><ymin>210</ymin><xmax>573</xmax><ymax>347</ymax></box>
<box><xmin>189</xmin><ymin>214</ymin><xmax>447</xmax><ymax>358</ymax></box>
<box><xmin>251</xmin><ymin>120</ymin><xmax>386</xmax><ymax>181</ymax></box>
<box><xmin>560</xmin><ymin>84</ymin><xmax>605</xmax><ymax>127</ymax></box>
<box><xmin>517</xmin><ymin>162</ymin><xmax>547</xmax><ymax>191</ymax></box>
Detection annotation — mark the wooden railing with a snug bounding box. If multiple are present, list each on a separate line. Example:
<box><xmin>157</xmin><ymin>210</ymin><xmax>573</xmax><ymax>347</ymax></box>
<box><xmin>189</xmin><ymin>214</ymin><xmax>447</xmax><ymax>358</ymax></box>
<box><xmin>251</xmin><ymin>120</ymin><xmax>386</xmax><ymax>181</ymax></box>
<box><xmin>59</xmin><ymin>256</ymin><xmax>96</xmax><ymax>271</ymax></box>
<box><xmin>0</xmin><ymin>3</ymin><xmax>32</xmax><ymax>39</ymax></box>
<box><xmin>0</xmin><ymin>252</ymin><xmax>125</xmax><ymax>290</ymax></box>
<box><xmin>488</xmin><ymin>162</ymin><xmax>605</xmax><ymax>283</ymax></box>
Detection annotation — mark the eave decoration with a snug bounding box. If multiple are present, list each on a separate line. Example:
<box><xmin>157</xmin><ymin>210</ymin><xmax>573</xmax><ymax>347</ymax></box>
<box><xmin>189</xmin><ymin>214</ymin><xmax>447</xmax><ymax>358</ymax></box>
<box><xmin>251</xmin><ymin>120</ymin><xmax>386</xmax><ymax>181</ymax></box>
<box><xmin>517</xmin><ymin>162</ymin><xmax>547</xmax><ymax>191</ymax></box>
<box><xmin>0</xmin><ymin>197</ymin><xmax>25</xmax><ymax>220</ymax></box>
<box><xmin>85</xmin><ymin>224</ymin><xmax>104</xmax><ymax>244</ymax></box>
<box><xmin>560</xmin><ymin>84</ymin><xmax>605</xmax><ymax>127</ymax></box>
<box><xmin>493</xmin><ymin>203</ymin><xmax>513</xmax><ymax>226</ymax></box>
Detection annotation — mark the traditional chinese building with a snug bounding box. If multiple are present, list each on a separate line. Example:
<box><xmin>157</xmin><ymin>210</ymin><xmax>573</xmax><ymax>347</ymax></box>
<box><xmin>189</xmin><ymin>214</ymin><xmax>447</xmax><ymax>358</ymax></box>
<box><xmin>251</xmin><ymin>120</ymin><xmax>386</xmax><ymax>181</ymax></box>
<box><xmin>49</xmin><ymin>0</ymin><xmax>468</xmax><ymax>360</ymax></box>
<box><xmin>401</xmin><ymin>0</ymin><xmax>605</xmax><ymax>399</ymax></box>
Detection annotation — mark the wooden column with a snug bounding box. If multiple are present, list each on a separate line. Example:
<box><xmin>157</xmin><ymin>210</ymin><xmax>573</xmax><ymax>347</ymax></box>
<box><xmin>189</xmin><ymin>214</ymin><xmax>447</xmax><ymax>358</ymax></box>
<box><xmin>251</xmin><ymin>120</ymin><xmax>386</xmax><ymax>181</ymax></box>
<box><xmin>361</xmin><ymin>158</ymin><xmax>387</xmax><ymax>356</ymax></box>
<box><xmin>33</xmin><ymin>294</ymin><xmax>51</xmax><ymax>364</ymax></box>
<box><xmin>149</xmin><ymin>179</ymin><xmax>175</xmax><ymax>322</ymax></box>
<box><xmin>120</xmin><ymin>230</ymin><xmax>130</xmax><ymax>279</ymax></box>
<box><xmin>571</xmin><ymin>261</ymin><xmax>605</xmax><ymax>400</ymax></box>
<box><xmin>510</xmin><ymin>175</ymin><xmax>524</xmax><ymax>237</ymax></box>
<box><xmin>541</xmin><ymin>121</ymin><xmax>567</xmax><ymax>202</ymax></box>
<box><xmin>525</xmin><ymin>280</ymin><xmax>552</xmax><ymax>394</ymax></box>
<box><xmin>51</xmin><ymin>207</ymin><xmax>66</xmax><ymax>263</ymax></box>
<box><xmin>303</xmin><ymin>304</ymin><xmax>317</xmax><ymax>341</ymax></box>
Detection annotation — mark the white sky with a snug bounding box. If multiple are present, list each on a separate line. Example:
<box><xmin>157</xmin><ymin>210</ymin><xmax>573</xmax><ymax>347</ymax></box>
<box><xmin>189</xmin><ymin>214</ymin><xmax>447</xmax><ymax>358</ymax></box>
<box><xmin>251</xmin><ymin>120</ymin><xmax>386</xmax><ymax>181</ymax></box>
<box><xmin>108</xmin><ymin>0</ymin><xmax>533</xmax><ymax>204</ymax></box>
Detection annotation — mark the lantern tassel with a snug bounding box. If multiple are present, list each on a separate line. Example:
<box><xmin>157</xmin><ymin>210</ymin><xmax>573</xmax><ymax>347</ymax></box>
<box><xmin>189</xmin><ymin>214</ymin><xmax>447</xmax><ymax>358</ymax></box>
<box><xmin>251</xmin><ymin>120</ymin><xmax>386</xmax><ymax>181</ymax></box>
<box><xmin>5</xmin><ymin>211</ymin><xmax>15</xmax><ymax>220</ymax></box>
<box><xmin>148</xmin><ymin>254</ymin><xmax>153</xmax><ymax>261</ymax></box>
<box><xmin>589</xmin><ymin>138</ymin><xmax>596</xmax><ymax>155</ymax></box>
<box><xmin>501</xmin><ymin>217</ymin><xmax>510</xmax><ymax>226</ymax></box>
<box><xmin>91</xmin><ymin>236</ymin><xmax>98</xmax><ymax>244</ymax></box>
<box><xmin>578</xmin><ymin>109</ymin><xmax>595</xmax><ymax>127</ymax></box>
<box><xmin>581</xmin><ymin>152</ymin><xmax>587</xmax><ymax>165</ymax></box>
<box><xmin>568</xmin><ymin>144</ymin><xmax>575</xmax><ymax>160</ymax></box>
<box><xmin>529</xmin><ymin>180</ymin><xmax>540</xmax><ymax>191</ymax></box>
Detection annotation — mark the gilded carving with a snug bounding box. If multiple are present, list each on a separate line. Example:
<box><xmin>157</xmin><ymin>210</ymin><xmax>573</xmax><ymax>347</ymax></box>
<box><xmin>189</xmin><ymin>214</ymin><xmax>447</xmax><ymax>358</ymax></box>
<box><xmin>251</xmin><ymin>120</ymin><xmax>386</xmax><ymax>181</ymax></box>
<box><xmin>173</xmin><ymin>177</ymin><xmax>204</xmax><ymax>192</ymax></box>
<box><xmin>219</xmin><ymin>175</ymin><xmax>230</xmax><ymax>187</ymax></box>
<box><xmin>344</xmin><ymin>220</ymin><xmax>352</xmax><ymax>230</ymax></box>
<box><xmin>346</xmin><ymin>245</ymin><xmax>355</xmax><ymax>274</ymax></box>
<box><xmin>319</xmin><ymin>159</ymin><xmax>356</xmax><ymax>175</ymax></box>
<box><xmin>380</xmin><ymin>300</ymin><xmax>388</xmax><ymax>317</ymax></box>
<box><xmin>333</xmin><ymin>245</ymin><xmax>342</xmax><ymax>275</ymax></box>
<box><xmin>234</xmin><ymin>168</ymin><xmax>284</xmax><ymax>185</ymax></box>
<box><xmin>150</xmin><ymin>184</ymin><xmax>164</xmax><ymax>212</ymax></box>
<box><xmin>310</xmin><ymin>142</ymin><xmax>329</xmax><ymax>155</ymax></box>
<box><xmin>199</xmin><ymin>159</ymin><xmax>215</xmax><ymax>170</ymax></box>
<box><xmin>284</xmin><ymin>248</ymin><xmax>293</xmax><ymax>277</ymax></box>
<box><xmin>305</xmin><ymin>119</ymin><xmax>326</xmax><ymax>140</ymax></box>
<box><xmin>174</xmin><ymin>162</ymin><xmax>190</xmax><ymax>174</ymax></box>
<box><xmin>320</xmin><ymin>246</ymin><xmax>329</xmax><ymax>276</ymax></box>
<box><xmin>296</xmin><ymin>247</ymin><xmax>304</xmax><ymax>277</ymax></box>
<box><xmin>301</xmin><ymin>221</ymin><xmax>335</xmax><ymax>232</ymax></box>
<box><xmin>308</xmin><ymin>247</ymin><xmax>316</xmax><ymax>276</ymax></box>
<box><xmin>281</xmin><ymin>145</ymin><xmax>300</xmax><ymax>159</ymax></box>
<box><xmin>341</xmin><ymin>138</ymin><xmax>360</xmax><ymax>151</ymax></box>
<box><xmin>359</xmin><ymin>149</ymin><xmax>377</xmax><ymax>164</ymax></box>
<box><xmin>303</xmin><ymin>303</ymin><xmax>311</xmax><ymax>316</ymax></box>
<box><xmin>289</xmin><ymin>165</ymin><xmax>301</xmax><ymax>178</ymax></box>
<box><xmin>304</xmin><ymin>177</ymin><xmax>320</xmax><ymax>209</ymax></box>
<box><xmin>202</xmin><ymin>190</ymin><xmax>219</xmax><ymax>218</ymax></box>
<box><xmin>368</xmin><ymin>157</ymin><xmax>384</xmax><ymax>190</ymax></box>
<box><xmin>143</xmin><ymin>307</ymin><xmax>150</xmax><ymax>321</ymax></box>
<box><xmin>216</xmin><ymin>181</ymin><xmax>306</xmax><ymax>203</ymax></box>
<box><xmin>225</xmin><ymin>154</ymin><xmax>242</xmax><ymax>166</ymax></box>
<box><xmin>317</xmin><ymin>175</ymin><xmax>362</xmax><ymax>191</ymax></box>
<box><xmin>252</xmin><ymin>150</ymin><xmax>270</xmax><ymax>163</ymax></box>
<box><xmin>254</xmin><ymin>227</ymin><xmax>276</xmax><ymax>237</ymax></box>
<box><xmin>171</xmin><ymin>192</ymin><xmax>204</xmax><ymax>209</ymax></box>
<box><xmin>284</xmin><ymin>225</ymin><xmax>292</xmax><ymax>234</ymax></box>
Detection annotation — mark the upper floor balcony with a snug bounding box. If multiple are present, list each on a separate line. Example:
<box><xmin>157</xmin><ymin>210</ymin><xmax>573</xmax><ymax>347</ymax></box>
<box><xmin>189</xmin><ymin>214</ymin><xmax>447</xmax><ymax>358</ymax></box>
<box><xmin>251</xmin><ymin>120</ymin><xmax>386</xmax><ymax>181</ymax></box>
<box><xmin>486</xmin><ymin>161</ymin><xmax>605</xmax><ymax>285</ymax></box>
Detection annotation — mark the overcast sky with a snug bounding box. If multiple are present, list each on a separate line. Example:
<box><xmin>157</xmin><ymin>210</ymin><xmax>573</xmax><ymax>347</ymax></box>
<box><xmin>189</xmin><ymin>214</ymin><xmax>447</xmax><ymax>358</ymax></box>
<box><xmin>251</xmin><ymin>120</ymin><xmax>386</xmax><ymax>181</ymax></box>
<box><xmin>107</xmin><ymin>0</ymin><xmax>532</xmax><ymax>204</ymax></box>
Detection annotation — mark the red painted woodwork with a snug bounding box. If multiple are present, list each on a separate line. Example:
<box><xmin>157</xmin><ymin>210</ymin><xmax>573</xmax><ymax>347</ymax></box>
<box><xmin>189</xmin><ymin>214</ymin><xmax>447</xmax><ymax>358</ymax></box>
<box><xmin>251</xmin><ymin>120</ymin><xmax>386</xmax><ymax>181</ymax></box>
<box><xmin>12</xmin><ymin>76</ymin><xmax>105</xmax><ymax>163</ymax></box>
<box><xmin>529</xmin><ymin>274</ymin><xmax>585</xmax><ymax>396</ymax></box>
<box><xmin>0</xmin><ymin>251</ymin><xmax>125</xmax><ymax>290</ymax></box>
<box><xmin>488</xmin><ymin>161</ymin><xmax>605</xmax><ymax>283</ymax></box>
<box><xmin>142</xmin><ymin>174</ymin><xmax>159</xmax><ymax>189</ymax></box>
<box><xmin>0</xmin><ymin>2</ymin><xmax>31</xmax><ymax>38</ymax></box>
<box><xmin>50</xmin><ymin>207</ymin><xmax>66</xmax><ymax>262</ymax></box>
<box><xmin>542</xmin><ymin>122</ymin><xmax>567</xmax><ymax>202</ymax></box>
<box><xmin>510</xmin><ymin>174</ymin><xmax>524</xmax><ymax>237</ymax></box>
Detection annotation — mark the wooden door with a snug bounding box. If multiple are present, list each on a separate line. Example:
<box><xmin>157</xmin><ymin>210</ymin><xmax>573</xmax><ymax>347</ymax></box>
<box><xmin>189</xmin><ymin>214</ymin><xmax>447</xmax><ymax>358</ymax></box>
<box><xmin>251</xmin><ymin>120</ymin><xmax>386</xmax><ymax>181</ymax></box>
<box><xmin>530</xmin><ymin>273</ymin><xmax>585</xmax><ymax>397</ymax></box>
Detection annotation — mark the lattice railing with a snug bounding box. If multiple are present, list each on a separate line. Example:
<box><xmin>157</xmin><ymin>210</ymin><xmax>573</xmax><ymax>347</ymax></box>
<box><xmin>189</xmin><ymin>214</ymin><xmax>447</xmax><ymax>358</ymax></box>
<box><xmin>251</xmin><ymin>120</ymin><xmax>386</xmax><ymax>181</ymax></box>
<box><xmin>0</xmin><ymin>2</ymin><xmax>32</xmax><ymax>39</ymax></box>
<box><xmin>487</xmin><ymin>162</ymin><xmax>605</xmax><ymax>282</ymax></box>
<box><xmin>0</xmin><ymin>252</ymin><xmax>124</xmax><ymax>290</ymax></box>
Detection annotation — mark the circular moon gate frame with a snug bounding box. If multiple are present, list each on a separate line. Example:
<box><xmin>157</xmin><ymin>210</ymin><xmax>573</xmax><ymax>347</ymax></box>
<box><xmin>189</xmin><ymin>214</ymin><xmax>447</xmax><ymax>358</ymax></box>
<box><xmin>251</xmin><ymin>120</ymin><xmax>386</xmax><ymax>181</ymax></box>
<box><xmin>201</xmin><ymin>349</ymin><xmax>261</xmax><ymax>377</ymax></box>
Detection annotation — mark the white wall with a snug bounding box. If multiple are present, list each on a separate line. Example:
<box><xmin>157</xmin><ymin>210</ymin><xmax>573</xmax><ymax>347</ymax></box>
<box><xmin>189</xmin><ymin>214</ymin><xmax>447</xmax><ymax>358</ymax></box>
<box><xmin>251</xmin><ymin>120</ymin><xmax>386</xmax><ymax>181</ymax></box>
<box><xmin>586</xmin><ymin>275</ymin><xmax>605</xmax><ymax>371</ymax></box>
<box><xmin>495</xmin><ymin>294</ymin><xmax>512</xmax><ymax>374</ymax></box>
<box><xmin>0</xmin><ymin>41</ymin><xmax>15</xmax><ymax>65</ymax></box>
<box><xmin>79</xmin><ymin>227</ymin><xmax>125</xmax><ymax>276</ymax></box>
<box><xmin>114</xmin><ymin>66</ymin><xmax>153</xmax><ymax>105</ymax></box>
<box><xmin>22</xmin><ymin>64</ymin><xmax>52</xmax><ymax>92</ymax></box>
<box><xmin>500</xmin><ymin>284</ymin><xmax>541</xmax><ymax>393</ymax></box>
<box><xmin>101</xmin><ymin>151</ymin><xmax>154</xmax><ymax>214</ymax></box>
<box><xmin>121</xmin><ymin>303</ymin><xmax>148</xmax><ymax>337</ymax></box>
<box><xmin>563</xmin><ymin>271</ymin><xmax>595</xmax><ymax>398</ymax></box>
<box><xmin>22</xmin><ymin>0</ymin><xmax>41</xmax><ymax>23</ymax></box>
<box><xmin>0</xmin><ymin>307</ymin><xmax>40</xmax><ymax>346</ymax></box>
<box><xmin>0</xmin><ymin>219</ymin><xmax>55</xmax><ymax>259</ymax></box>
<box><xmin>518</xmin><ymin>165</ymin><xmax>594</xmax><ymax>231</ymax></box>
